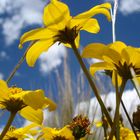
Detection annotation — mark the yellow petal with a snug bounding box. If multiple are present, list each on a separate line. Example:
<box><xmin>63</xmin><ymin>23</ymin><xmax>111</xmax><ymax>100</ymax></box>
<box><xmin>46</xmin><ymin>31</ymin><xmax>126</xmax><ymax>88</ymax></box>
<box><xmin>70</xmin><ymin>18</ymin><xmax>100</xmax><ymax>34</ymax></box>
<box><xmin>75</xmin><ymin>3</ymin><xmax>111</xmax><ymax>21</ymax></box>
<box><xmin>15</xmin><ymin>123</ymin><xmax>39</xmax><ymax>135</ymax></box>
<box><xmin>0</xmin><ymin>80</ymin><xmax>9</xmax><ymax>99</ymax></box>
<box><xmin>75</xmin><ymin>33</ymin><xmax>80</xmax><ymax>48</ymax></box>
<box><xmin>26</xmin><ymin>38</ymin><xmax>54</xmax><ymax>67</ymax></box>
<box><xmin>83</xmin><ymin>43</ymin><xmax>122</xmax><ymax>64</ymax></box>
<box><xmin>19</xmin><ymin>28</ymin><xmax>55</xmax><ymax>49</ymax></box>
<box><xmin>43</xmin><ymin>0</ymin><xmax>71</xmax><ymax>29</ymax></box>
<box><xmin>44</xmin><ymin>97</ymin><xmax>57</xmax><ymax>111</ymax></box>
<box><xmin>19</xmin><ymin>106</ymin><xmax>43</xmax><ymax>124</ymax></box>
<box><xmin>22</xmin><ymin>90</ymin><xmax>46</xmax><ymax>110</ymax></box>
<box><xmin>122</xmin><ymin>46</ymin><xmax>140</xmax><ymax>67</ymax></box>
<box><xmin>112</xmin><ymin>70</ymin><xmax>122</xmax><ymax>87</ymax></box>
<box><xmin>82</xmin><ymin>43</ymin><xmax>107</xmax><ymax>59</ymax></box>
<box><xmin>81</xmin><ymin>18</ymin><xmax>100</xmax><ymax>33</ymax></box>
<box><xmin>89</xmin><ymin>62</ymin><xmax>113</xmax><ymax>76</ymax></box>
<box><xmin>108</xmin><ymin>41</ymin><xmax>127</xmax><ymax>54</ymax></box>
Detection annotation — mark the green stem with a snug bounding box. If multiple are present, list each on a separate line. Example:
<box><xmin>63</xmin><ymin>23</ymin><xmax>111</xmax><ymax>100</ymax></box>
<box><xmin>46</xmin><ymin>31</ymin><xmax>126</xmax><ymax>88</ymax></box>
<box><xmin>109</xmin><ymin>80</ymin><xmax>126</xmax><ymax>140</ymax></box>
<box><xmin>121</xmin><ymin>100</ymin><xmax>139</xmax><ymax>140</ymax></box>
<box><xmin>131</xmin><ymin>79</ymin><xmax>140</xmax><ymax>99</ymax></box>
<box><xmin>71</xmin><ymin>42</ymin><xmax>112</xmax><ymax>126</ymax></box>
<box><xmin>0</xmin><ymin>112</ymin><xmax>17</xmax><ymax>140</ymax></box>
<box><xmin>101</xmin><ymin>112</ymin><xmax>108</xmax><ymax>140</ymax></box>
<box><xmin>6</xmin><ymin>41</ymin><xmax>35</xmax><ymax>84</ymax></box>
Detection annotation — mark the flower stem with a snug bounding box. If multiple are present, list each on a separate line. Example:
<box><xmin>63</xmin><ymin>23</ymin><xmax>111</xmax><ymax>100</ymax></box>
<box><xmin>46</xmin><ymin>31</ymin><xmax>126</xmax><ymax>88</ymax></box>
<box><xmin>109</xmin><ymin>80</ymin><xmax>126</xmax><ymax>140</ymax></box>
<box><xmin>71</xmin><ymin>42</ymin><xmax>112</xmax><ymax>126</ymax></box>
<box><xmin>0</xmin><ymin>112</ymin><xmax>17</xmax><ymax>140</ymax></box>
<box><xmin>131</xmin><ymin>79</ymin><xmax>140</xmax><ymax>99</ymax></box>
<box><xmin>121</xmin><ymin>100</ymin><xmax>139</xmax><ymax>140</ymax></box>
<box><xmin>6</xmin><ymin>41</ymin><xmax>35</xmax><ymax>84</ymax></box>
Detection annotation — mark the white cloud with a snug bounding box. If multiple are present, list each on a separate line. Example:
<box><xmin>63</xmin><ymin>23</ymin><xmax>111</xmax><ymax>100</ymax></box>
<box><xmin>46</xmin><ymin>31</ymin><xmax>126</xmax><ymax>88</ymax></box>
<box><xmin>105</xmin><ymin>0</ymin><xmax>140</xmax><ymax>15</ymax></box>
<box><xmin>75</xmin><ymin>89</ymin><xmax>140</xmax><ymax>126</ymax></box>
<box><xmin>0</xmin><ymin>0</ymin><xmax>48</xmax><ymax>45</ymax></box>
<box><xmin>0</xmin><ymin>73</ymin><xmax>4</xmax><ymax>79</ymax></box>
<box><xmin>0</xmin><ymin>51</ymin><xmax>9</xmax><ymax>60</ymax></box>
<box><xmin>119</xmin><ymin>0</ymin><xmax>140</xmax><ymax>15</ymax></box>
<box><xmin>39</xmin><ymin>42</ymin><xmax>66</xmax><ymax>75</ymax></box>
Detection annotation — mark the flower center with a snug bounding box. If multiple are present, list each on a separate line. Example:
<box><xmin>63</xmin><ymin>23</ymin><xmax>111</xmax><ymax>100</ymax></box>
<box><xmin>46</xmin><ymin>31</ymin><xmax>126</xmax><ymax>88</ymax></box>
<box><xmin>52</xmin><ymin>136</ymin><xmax>69</xmax><ymax>140</ymax></box>
<box><xmin>9</xmin><ymin>87</ymin><xmax>23</xmax><ymax>95</ymax></box>
<box><xmin>0</xmin><ymin>87</ymin><xmax>26</xmax><ymax>113</ymax></box>
<box><xmin>115</xmin><ymin>61</ymin><xmax>140</xmax><ymax>81</ymax></box>
<box><xmin>54</xmin><ymin>26</ymin><xmax>79</xmax><ymax>45</ymax></box>
<box><xmin>69</xmin><ymin>115</ymin><xmax>90</xmax><ymax>139</ymax></box>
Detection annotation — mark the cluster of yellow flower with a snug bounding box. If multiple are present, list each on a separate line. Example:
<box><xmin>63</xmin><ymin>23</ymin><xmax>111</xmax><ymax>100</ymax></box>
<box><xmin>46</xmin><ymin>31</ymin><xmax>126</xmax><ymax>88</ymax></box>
<box><xmin>1</xmin><ymin>0</ymin><xmax>140</xmax><ymax>139</ymax></box>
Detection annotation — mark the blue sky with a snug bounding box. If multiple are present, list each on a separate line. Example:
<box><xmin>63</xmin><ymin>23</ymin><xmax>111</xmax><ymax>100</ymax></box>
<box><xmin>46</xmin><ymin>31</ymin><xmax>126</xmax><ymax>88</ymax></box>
<box><xmin>0</xmin><ymin>0</ymin><xmax>140</xmax><ymax>127</ymax></box>
<box><xmin>0</xmin><ymin>0</ymin><xmax>140</xmax><ymax>89</ymax></box>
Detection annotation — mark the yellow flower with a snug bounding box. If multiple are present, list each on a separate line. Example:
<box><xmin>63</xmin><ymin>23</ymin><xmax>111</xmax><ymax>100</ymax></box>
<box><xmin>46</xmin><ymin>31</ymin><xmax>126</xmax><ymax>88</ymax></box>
<box><xmin>110</xmin><ymin>127</ymin><xmax>140</xmax><ymax>140</ymax></box>
<box><xmin>0</xmin><ymin>80</ymin><xmax>56</xmax><ymax>124</ymax></box>
<box><xmin>82</xmin><ymin>41</ymin><xmax>140</xmax><ymax>86</ymax></box>
<box><xmin>3</xmin><ymin>123</ymin><xmax>38</xmax><ymax>140</ymax></box>
<box><xmin>39</xmin><ymin>126</ymin><xmax>75</xmax><ymax>140</ymax></box>
<box><xmin>19</xmin><ymin>0</ymin><xmax>111</xmax><ymax>67</ymax></box>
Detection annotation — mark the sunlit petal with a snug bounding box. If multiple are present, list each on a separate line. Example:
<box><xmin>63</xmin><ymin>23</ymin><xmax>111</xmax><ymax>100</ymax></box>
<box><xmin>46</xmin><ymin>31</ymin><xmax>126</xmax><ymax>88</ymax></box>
<box><xmin>19</xmin><ymin>28</ymin><xmax>55</xmax><ymax>49</ymax></box>
<box><xmin>82</xmin><ymin>43</ymin><xmax>121</xmax><ymax>64</ymax></box>
<box><xmin>112</xmin><ymin>70</ymin><xmax>122</xmax><ymax>87</ymax></box>
<box><xmin>75</xmin><ymin>3</ymin><xmax>111</xmax><ymax>21</ymax></box>
<box><xmin>44</xmin><ymin>97</ymin><xmax>57</xmax><ymax>111</ymax></box>
<box><xmin>108</xmin><ymin>41</ymin><xmax>127</xmax><ymax>54</ymax></box>
<box><xmin>43</xmin><ymin>0</ymin><xmax>71</xmax><ymax>29</ymax></box>
<box><xmin>0</xmin><ymin>80</ymin><xmax>9</xmax><ymax>99</ymax></box>
<box><xmin>26</xmin><ymin>38</ymin><xmax>54</xmax><ymax>67</ymax></box>
<box><xmin>22</xmin><ymin>90</ymin><xmax>46</xmax><ymax>110</ymax></box>
<box><xmin>19</xmin><ymin>106</ymin><xmax>43</xmax><ymax>124</ymax></box>
<box><xmin>90</xmin><ymin>62</ymin><xmax>113</xmax><ymax>76</ymax></box>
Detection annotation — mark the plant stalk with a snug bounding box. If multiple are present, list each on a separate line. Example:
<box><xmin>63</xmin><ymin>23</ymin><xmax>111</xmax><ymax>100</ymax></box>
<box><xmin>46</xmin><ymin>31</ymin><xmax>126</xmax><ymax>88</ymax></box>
<box><xmin>0</xmin><ymin>112</ymin><xmax>17</xmax><ymax>140</ymax></box>
<box><xmin>71</xmin><ymin>41</ymin><xmax>112</xmax><ymax>126</ymax></box>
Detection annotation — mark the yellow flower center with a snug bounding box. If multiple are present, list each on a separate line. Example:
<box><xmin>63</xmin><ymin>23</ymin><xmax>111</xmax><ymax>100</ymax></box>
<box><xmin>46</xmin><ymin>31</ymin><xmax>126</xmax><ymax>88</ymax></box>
<box><xmin>1</xmin><ymin>87</ymin><xmax>26</xmax><ymax>113</ymax></box>
<box><xmin>9</xmin><ymin>87</ymin><xmax>23</xmax><ymax>95</ymax></box>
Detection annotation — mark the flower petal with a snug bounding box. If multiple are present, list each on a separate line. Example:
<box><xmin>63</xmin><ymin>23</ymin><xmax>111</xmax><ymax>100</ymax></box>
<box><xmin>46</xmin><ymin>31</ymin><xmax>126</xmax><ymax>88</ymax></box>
<box><xmin>122</xmin><ymin>46</ymin><xmax>140</xmax><ymax>67</ymax></box>
<box><xmin>43</xmin><ymin>0</ymin><xmax>71</xmax><ymax>29</ymax></box>
<box><xmin>108</xmin><ymin>41</ymin><xmax>127</xmax><ymax>54</ymax></box>
<box><xmin>19</xmin><ymin>28</ymin><xmax>55</xmax><ymax>49</ymax></box>
<box><xmin>26</xmin><ymin>38</ymin><xmax>54</xmax><ymax>67</ymax></box>
<box><xmin>22</xmin><ymin>90</ymin><xmax>46</xmax><ymax>110</ymax></box>
<box><xmin>0</xmin><ymin>80</ymin><xmax>9</xmax><ymax>99</ymax></box>
<box><xmin>89</xmin><ymin>62</ymin><xmax>113</xmax><ymax>76</ymax></box>
<box><xmin>19</xmin><ymin>106</ymin><xmax>43</xmax><ymax>124</ymax></box>
<box><xmin>81</xmin><ymin>18</ymin><xmax>100</xmax><ymax>33</ymax></box>
<box><xmin>82</xmin><ymin>43</ymin><xmax>121</xmax><ymax>64</ymax></box>
<box><xmin>44</xmin><ymin>97</ymin><xmax>57</xmax><ymax>111</ymax></box>
<box><xmin>82</xmin><ymin>43</ymin><xmax>107</xmax><ymax>59</ymax></box>
<box><xmin>70</xmin><ymin>18</ymin><xmax>100</xmax><ymax>34</ymax></box>
<box><xmin>112</xmin><ymin>70</ymin><xmax>122</xmax><ymax>87</ymax></box>
<box><xmin>75</xmin><ymin>3</ymin><xmax>111</xmax><ymax>21</ymax></box>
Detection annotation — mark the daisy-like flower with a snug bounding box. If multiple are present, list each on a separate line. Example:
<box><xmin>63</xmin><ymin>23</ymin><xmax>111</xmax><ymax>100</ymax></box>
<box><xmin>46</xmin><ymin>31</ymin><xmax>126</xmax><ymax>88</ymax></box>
<box><xmin>69</xmin><ymin>115</ymin><xmax>90</xmax><ymax>139</ymax></box>
<box><xmin>82</xmin><ymin>41</ymin><xmax>140</xmax><ymax>86</ymax></box>
<box><xmin>19</xmin><ymin>0</ymin><xmax>111</xmax><ymax>67</ymax></box>
<box><xmin>38</xmin><ymin>126</ymin><xmax>75</xmax><ymax>140</ymax></box>
<box><xmin>0</xmin><ymin>80</ymin><xmax>56</xmax><ymax>124</ymax></box>
<box><xmin>3</xmin><ymin>124</ymin><xmax>38</xmax><ymax>140</ymax></box>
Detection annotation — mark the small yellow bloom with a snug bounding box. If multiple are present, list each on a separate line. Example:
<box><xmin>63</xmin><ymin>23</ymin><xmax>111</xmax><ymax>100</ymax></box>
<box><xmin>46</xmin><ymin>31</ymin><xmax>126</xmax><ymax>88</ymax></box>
<box><xmin>0</xmin><ymin>80</ymin><xmax>57</xmax><ymax>124</ymax></box>
<box><xmin>3</xmin><ymin>123</ymin><xmax>38</xmax><ymax>140</ymax></box>
<box><xmin>19</xmin><ymin>0</ymin><xmax>111</xmax><ymax>67</ymax></box>
<box><xmin>39</xmin><ymin>126</ymin><xmax>75</xmax><ymax>140</ymax></box>
<box><xmin>82</xmin><ymin>41</ymin><xmax>140</xmax><ymax>86</ymax></box>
